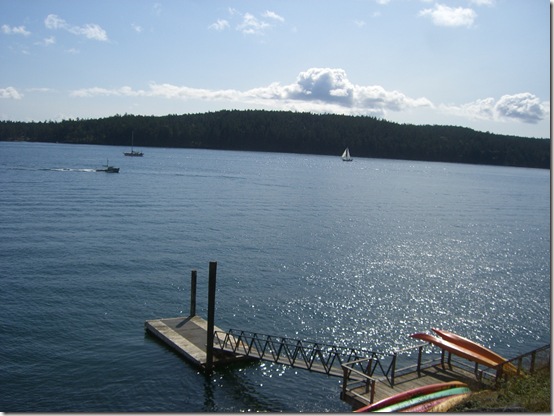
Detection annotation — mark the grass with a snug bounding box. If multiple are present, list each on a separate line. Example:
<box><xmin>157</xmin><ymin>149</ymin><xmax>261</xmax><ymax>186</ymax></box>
<box><xmin>450</xmin><ymin>364</ymin><xmax>551</xmax><ymax>412</ymax></box>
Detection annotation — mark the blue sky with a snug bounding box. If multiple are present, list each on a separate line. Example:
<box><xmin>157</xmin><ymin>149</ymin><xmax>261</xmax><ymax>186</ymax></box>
<box><xmin>0</xmin><ymin>0</ymin><xmax>550</xmax><ymax>138</ymax></box>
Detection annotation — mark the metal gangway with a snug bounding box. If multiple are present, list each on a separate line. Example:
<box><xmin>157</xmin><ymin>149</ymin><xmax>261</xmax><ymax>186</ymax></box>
<box><xmin>214</xmin><ymin>329</ymin><xmax>395</xmax><ymax>380</ymax></box>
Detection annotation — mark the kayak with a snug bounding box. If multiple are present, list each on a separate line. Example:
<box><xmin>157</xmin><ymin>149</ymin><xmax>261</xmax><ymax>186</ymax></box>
<box><xmin>410</xmin><ymin>333</ymin><xmax>499</xmax><ymax>368</ymax></box>
<box><xmin>354</xmin><ymin>381</ymin><xmax>467</xmax><ymax>412</ymax></box>
<box><xmin>431</xmin><ymin>328</ymin><xmax>517</xmax><ymax>375</ymax></box>
<box><xmin>400</xmin><ymin>392</ymin><xmax>470</xmax><ymax>412</ymax></box>
<box><xmin>374</xmin><ymin>386</ymin><xmax>471</xmax><ymax>412</ymax></box>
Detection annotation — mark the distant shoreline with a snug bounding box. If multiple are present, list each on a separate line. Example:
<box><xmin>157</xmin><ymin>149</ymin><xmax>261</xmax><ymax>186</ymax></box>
<box><xmin>0</xmin><ymin>110</ymin><xmax>550</xmax><ymax>169</ymax></box>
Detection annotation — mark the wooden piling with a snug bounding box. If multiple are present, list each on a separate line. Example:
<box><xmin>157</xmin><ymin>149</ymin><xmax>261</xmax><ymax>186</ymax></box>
<box><xmin>206</xmin><ymin>261</ymin><xmax>217</xmax><ymax>373</ymax></box>
<box><xmin>190</xmin><ymin>270</ymin><xmax>197</xmax><ymax>317</ymax></box>
<box><xmin>145</xmin><ymin>261</ymin><xmax>255</xmax><ymax>371</ymax></box>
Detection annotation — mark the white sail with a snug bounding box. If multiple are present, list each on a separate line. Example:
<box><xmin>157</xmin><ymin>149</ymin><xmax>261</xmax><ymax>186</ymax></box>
<box><xmin>341</xmin><ymin>147</ymin><xmax>352</xmax><ymax>161</ymax></box>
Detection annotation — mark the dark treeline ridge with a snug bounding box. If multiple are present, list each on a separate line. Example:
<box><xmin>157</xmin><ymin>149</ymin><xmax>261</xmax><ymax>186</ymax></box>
<box><xmin>0</xmin><ymin>110</ymin><xmax>549</xmax><ymax>168</ymax></box>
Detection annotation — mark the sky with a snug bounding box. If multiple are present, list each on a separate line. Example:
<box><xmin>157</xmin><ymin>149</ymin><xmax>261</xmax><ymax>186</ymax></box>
<box><xmin>0</xmin><ymin>0</ymin><xmax>550</xmax><ymax>138</ymax></box>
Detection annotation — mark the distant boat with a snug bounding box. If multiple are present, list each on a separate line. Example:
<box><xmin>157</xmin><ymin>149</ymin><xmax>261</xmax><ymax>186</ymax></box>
<box><xmin>341</xmin><ymin>147</ymin><xmax>353</xmax><ymax>162</ymax></box>
<box><xmin>123</xmin><ymin>132</ymin><xmax>143</xmax><ymax>157</ymax></box>
<box><xmin>96</xmin><ymin>159</ymin><xmax>120</xmax><ymax>173</ymax></box>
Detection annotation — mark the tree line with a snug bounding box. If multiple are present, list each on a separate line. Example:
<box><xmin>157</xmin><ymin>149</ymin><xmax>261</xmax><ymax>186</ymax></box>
<box><xmin>0</xmin><ymin>110</ymin><xmax>549</xmax><ymax>168</ymax></box>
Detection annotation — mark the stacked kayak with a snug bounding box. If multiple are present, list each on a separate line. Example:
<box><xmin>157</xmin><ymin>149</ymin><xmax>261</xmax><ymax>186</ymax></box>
<box><xmin>411</xmin><ymin>328</ymin><xmax>517</xmax><ymax>375</ymax></box>
<box><xmin>355</xmin><ymin>381</ymin><xmax>470</xmax><ymax>412</ymax></box>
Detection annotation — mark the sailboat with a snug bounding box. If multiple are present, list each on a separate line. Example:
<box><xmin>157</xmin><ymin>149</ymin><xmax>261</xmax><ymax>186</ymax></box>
<box><xmin>341</xmin><ymin>147</ymin><xmax>353</xmax><ymax>162</ymax></box>
<box><xmin>123</xmin><ymin>132</ymin><xmax>144</xmax><ymax>157</ymax></box>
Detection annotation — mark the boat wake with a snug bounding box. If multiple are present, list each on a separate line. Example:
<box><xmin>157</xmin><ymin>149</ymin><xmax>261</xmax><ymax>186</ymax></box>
<box><xmin>42</xmin><ymin>168</ymin><xmax>97</xmax><ymax>173</ymax></box>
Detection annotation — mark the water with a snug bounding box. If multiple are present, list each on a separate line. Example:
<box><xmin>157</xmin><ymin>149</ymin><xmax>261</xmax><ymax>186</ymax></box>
<box><xmin>0</xmin><ymin>141</ymin><xmax>550</xmax><ymax>412</ymax></box>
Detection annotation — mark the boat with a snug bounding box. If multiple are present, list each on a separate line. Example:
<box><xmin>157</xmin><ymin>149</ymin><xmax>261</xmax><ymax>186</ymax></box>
<box><xmin>411</xmin><ymin>333</ymin><xmax>500</xmax><ymax>368</ymax></box>
<box><xmin>401</xmin><ymin>391</ymin><xmax>471</xmax><ymax>412</ymax></box>
<box><xmin>341</xmin><ymin>147</ymin><xmax>353</xmax><ymax>161</ymax></box>
<box><xmin>355</xmin><ymin>381</ymin><xmax>467</xmax><ymax>412</ymax></box>
<box><xmin>373</xmin><ymin>386</ymin><xmax>470</xmax><ymax>412</ymax></box>
<box><xmin>431</xmin><ymin>328</ymin><xmax>518</xmax><ymax>375</ymax></box>
<box><xmin>96</xmin><ymin>159</ymin><xmax>120</xmax><ymax>173</ymax></box>
<box><xmin>123</xmin><ymin>132</ymin><xmax>143</xmax><ymax>157</ymax></box>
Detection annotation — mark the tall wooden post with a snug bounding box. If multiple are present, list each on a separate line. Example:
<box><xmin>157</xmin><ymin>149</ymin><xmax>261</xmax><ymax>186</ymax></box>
<box><xmin>205</xmin><ymin>261</ymin><xmax>217</xmax><ymax>373</ymax></box>
<box><xmin>189</xmin><ymin>270</ymin><xmax>197</xmax><ymax>317</ymax></box>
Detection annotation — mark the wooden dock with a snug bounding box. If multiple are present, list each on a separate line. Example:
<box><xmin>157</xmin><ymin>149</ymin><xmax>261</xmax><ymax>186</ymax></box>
<box><xmin>145</xmin><ymin>315</ymin><xmax>256</xmax><ymax>370</ymax></box>
<box><xmin>342</xmin><ymin>363</ymin><xmax>484</xmax><ymax>409</ymax></box>
<box><xmin>144</xmin><ymin>262</ymin><xmax>550</xmax><ymax>410</ymax></box>
<box><xmin>146</xmin><ymin>316</ymin><xmax>486</xmax><ymax>409</ymax></box>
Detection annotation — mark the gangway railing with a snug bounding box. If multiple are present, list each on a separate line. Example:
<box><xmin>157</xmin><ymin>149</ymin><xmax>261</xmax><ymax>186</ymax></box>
<box><xmin>214</xmin><ymin>329</ymin><xmax>394</xmax><ymax>379</ymax></box>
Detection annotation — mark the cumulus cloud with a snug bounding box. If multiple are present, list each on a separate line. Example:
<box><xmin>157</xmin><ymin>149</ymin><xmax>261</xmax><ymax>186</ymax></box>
<box><xmin>419</xmin><ymin>4</ymin><xmax>477</xmax><ymax>28</ymax></box>
<box><xmin>1</xmin><ymin>24</ymin><xmax>31</xmax><ymax>36</ymax></box>
<box><xmin>441</xmin><ymin>93</ymin><xmax>549</xmax><ymax>124</ymax></box>
<box><xmin>68</xmin><ymin>68</ymin><xmax>548</xmax><ymax>127</ymax></box>
<box><xmin>0</xmin><ymin>87</ymin><xmax>23</xmax><ymax>99</ymax></box>
<box><xmin>71</xmin><ymin>68</ymin><xmax>432</xmax><ymax>117</ymax></box>
<box><xmin>44</xmin><ymin>14</ymin><xmax>108</xmax><ymax>41</ymax></box>
<box><xmin>495</xmin><ymin>93</ymin><xmax>549</xmax><ymax>123</ymax></box>
<box><xmin>284</xmin><ymin>68</ymin><xmax>355</xmax><ymax>105</ymax></box>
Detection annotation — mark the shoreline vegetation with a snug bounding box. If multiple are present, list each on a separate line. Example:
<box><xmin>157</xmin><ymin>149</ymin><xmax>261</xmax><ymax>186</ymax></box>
<box><xmin>0</xmin><ymin>110</ymin><xmax>549</xmax><ymax>169</ymax></box>
<box><xmin>450</xmin><ymin>364</ymin><xmax>551</xmax><ymax>412</ymax></box>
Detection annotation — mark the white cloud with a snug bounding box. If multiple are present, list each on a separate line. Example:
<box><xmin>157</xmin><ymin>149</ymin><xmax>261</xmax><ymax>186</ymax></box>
<box><xmin>1</xmin><ymin>24</ymin><xmax>31</xmax><ymax>36</ymax></box>
<box><xmin>283</xmin><ymin>68</ymin><xmax>355</xmax><ymax>105</ymax></box>
<box><xmin>43</xmin><ymin>36</ymin><xmax>56</xmax><ymax>45</ymax></box>
<box><xmin>210</xmin><ymin>9</ymin><xmax>284</xmax><ymax>35</ymax></box>
<box><xmin>69</xmin><ymin>68</ymin><xmax>548</xmax><ymax>128</ymax></box>
<box><xmin>262</xmin><ymin>11</ymin><xmax>285</xmax><ymax>22</ymax></box>
<box><xmin>495</xmin><ymin>93</ymin><xmax>549</xmax><ymax>124</ymax></box>
<box><xmin>74</xmin><ymin>23</ymin><xmax>108</xmax><ymax>41</ymax></box>
<box><xmin>132</xmin><ymin>23</ymin><xmax>143</xmax><ymax>33</ymax></box>
<box><xmin>441</xmin><ymin>93</ymin><xmax>549</xmax><ymax>124</ymax></box>
<box><xmin>44</xmin><ymin>14</ymin><xmax>108</xmax><ymax>41</ymax></box>
<box><xmin>208</xmin><ymin>19</ymin><xmax>230</xmax><ymax>31</ymax></box>
<box><xmin>419</xmin><ymin>4</ymin><xmax>477</xmax><ymax>28</ymax></box>
<box><xmin>0</xmin><ymin>87</ymin><xmax>23</xmax><ymax>99</ymax></box>
<box><xmin>35</xmin><ymin>36</ymin><xmax>56</xmax><ymax>46</ymax></box>
<box><xmin>237</xmin><ymin>13</ymin><xmax>270</xmax><ymax>35</ymax></box>
<box><xmin>70</xmin><ymin>68</ymin><xmax>432</xmax><ymax>118</ymax></box>
<box><xmin>44</xmin><ymin>14</ymin><xmax>65</xmax><ymax>30</ymax></box>
<box><xmin>469</xmin><ymin>0</ymin><xmax>495</xmax><ymax>6</ymax></box>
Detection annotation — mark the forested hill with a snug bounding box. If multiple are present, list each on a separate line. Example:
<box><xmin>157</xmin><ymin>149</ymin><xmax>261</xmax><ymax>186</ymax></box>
<box><xmin>0</xmin><ymin>110</ymin><xmax>550</xmax><ymax>169</ymax></box>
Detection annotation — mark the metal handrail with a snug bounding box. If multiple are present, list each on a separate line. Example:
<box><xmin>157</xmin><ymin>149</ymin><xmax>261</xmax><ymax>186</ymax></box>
<box><xmin>214</xmin><ymin>329</ymin><xmax>388</xmax><ymax>377</ymax></box>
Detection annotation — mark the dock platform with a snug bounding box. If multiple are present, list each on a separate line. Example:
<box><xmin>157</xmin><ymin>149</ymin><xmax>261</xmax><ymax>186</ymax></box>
<box><xmin>145</xmin><ymin>315</ymin><xmax>256</xmax><ymax>370</ymax></box>
<box><xmin>342</xmin><ymin>363</ymin><xmax>484</xmax><ymax>409</ymax></box>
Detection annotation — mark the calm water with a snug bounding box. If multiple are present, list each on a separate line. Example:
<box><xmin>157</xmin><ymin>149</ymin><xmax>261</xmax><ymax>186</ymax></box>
<box><xmin>0</xmin><ymin>141</ymin><xmax>550</xmax><ymax>412</ymax></box>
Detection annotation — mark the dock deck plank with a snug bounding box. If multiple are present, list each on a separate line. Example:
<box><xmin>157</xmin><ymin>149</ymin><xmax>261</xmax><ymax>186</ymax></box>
<box><xmin>343</xmin><ymin>363</ymin><xmax>485</xmax><ymax>409</ymax></box>
<box><xmin>145</xmin><ymin>315</ymin><xmax>257</xmax><ymax>369</ymax></box>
